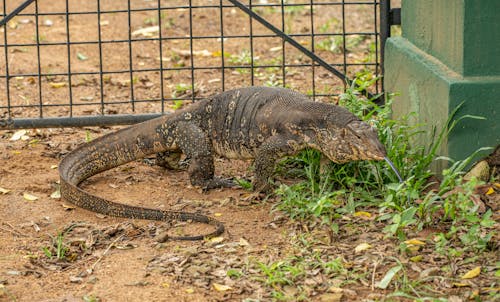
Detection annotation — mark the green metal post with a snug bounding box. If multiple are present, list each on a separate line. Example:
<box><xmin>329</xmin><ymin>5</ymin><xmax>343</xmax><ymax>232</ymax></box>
<box><xmin>384</xmin><ymin>0</ymin><xmax>499</xmax><ymax>169</ymax></box>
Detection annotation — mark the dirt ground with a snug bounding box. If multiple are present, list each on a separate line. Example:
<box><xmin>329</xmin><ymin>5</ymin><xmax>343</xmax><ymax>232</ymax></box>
<box><xmin>1</xmin><ymin>1</ymin><xmax>498</xmax><ymax>302</ymax></box>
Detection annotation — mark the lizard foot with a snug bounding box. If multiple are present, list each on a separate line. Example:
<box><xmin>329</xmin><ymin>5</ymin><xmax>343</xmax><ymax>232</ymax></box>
<box><xmin>201</xmin><ymin>177</ymin><xmax>236</xmax><ymax>191</ymax></box>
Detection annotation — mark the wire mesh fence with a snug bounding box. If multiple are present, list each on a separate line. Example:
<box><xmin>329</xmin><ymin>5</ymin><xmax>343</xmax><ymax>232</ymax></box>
<box><xmin>0</xmin><ymin>0</ymin><xmax>389</xmax><ymax>129</ymax></box>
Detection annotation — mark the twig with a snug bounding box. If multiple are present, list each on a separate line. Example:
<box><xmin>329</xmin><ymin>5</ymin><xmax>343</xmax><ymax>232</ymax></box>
<box><xmin>371</xmin><ymin>259</ymin><xmax>379</xmax><ymax>291</ymax></box>
<box><xmin>88</xmin><ymin>234</ymin><xmax>124</xmax><ymax>273</ymax></box>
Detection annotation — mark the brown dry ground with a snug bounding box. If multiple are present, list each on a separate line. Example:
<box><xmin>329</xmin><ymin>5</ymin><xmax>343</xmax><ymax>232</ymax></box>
<box><xmin>1</xmin><ymin>129</ymin><xmax>498</xmax><ymax>302</ymax></box>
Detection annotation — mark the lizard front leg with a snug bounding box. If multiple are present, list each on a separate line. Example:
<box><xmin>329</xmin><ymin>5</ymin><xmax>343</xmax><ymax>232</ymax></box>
<box><xmin>175</xmin><ymin>121</ymin><xmax>233</xmax><ymax>190</ymax></box>
<box><xmin>253</xmin><ymin>135</ymin><xmax>298</xmax><ymax>193</ymax></box>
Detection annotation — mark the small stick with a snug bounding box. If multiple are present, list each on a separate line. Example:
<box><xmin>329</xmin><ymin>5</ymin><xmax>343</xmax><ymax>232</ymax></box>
<box><xmin>371</xmin><ymin>260</ymin><xmax>379</xmax><ymax>291</ymax></box>
<box><xmin>88</xmin><ymin>234</ymin><xmax>124</xmax><ymax>273</ymax></box>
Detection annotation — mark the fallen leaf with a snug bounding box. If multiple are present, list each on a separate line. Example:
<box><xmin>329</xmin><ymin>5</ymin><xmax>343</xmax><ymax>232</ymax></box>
<box><xmin>209</xmin><ymin>236</ymin><xmax>224</xmax><ymax>244</ymax></box>
<box><xmin>213</xmin><ymin>283</ymin><xmax>232</xmax><ymax>291</ymax></box>
<box><xmin>214</xmin><ymin>212</ymin><xmax>222</xmax><ymax>217</ymax></box>
<box><xmin>50</xmin><ymin>165</ymin><xmax>58</xmax><ymax>169</ymax></box>
<box><xmin>62</xmin><ymin>203</ymin><xmax>76</xmax><ymax>210</ymax></box>
<box><xmin>77</xmin><ymin>52</ymin><xmax>88</xmax><ymax>61</ymax></box>
<box><xmin>452</xmin><ymin>282</ymin><xmax>471</xmax><ymax>287</ymax></box>
<box><xmin>239</xmin><ymin>238</ymin><xmax>250</xmax><ymax>246</ymax></box>
<box><xmin>161</xmin><ymin>282</ymin><xmax>169</xmax><ymax>288</ymax></box>
<box><xmin>269</xmin><ymin>46</ymin><xmax>282</xmax><ymax>52</ymax></box>
<box><xmin>23</xmin><ymin>192</ymin><xmax>38</xmax><ymax>201</ymax></box>
<box><xmin>10</xmin><ymin>129</ymin><xmax>27</xmax><ymax>141</ymax></box>
<box><xmin>0</xmin><ymin>187</ymin><xmax>11</xmax><ymax>194</ymax></box>
<box><xmin>49</xmin><ymin>82</ymin><xmax>67</xmax><ymax>88</ymax></box>
<box><xmin>131</xmin><ymin>26</ymin><xmax>159</xmax><ymax>37</ymax></box>
<box><xmin>354</xmin><ymin>242</ymin><xmax>372</xmax><ymax>253</ymax></box>
<box><xmin>353</xmin><ymin>211</ymin><xmax>372</xmax><ymax>218</ymax></box>
<box><xmin>42</xmin><ymin>19</ymin><xmax>53</xmax><ymax>27</ymax></box>
<box><xmin>461</xmin><ymin>266</ymin><xmax>481</xmax><ymax>279</ymax></box>
<box><xmin>486</xmin><ymin>187</ymin><xmax>494</xmax><ymax>195</ymax></box>
<box><xmin>410</xmin><ymin>255</ymin><xmax>423</xmax><ymax>262</ymax></box>
<box><xmin>7</xmin><ymin>20</ymin><xmax>18</xmax><ymax>29</ymax></box>
<box><xmin>404</xmin><ymin>239</ymin><xmax>426</xmax><ymax>246</ymax></box>
<box><xmin>377</xmin><ymin>265</ymin><xmax>402</xmax><ymax>289</ymax></box>
<box><xmin>185</xmin><ymin>288</ymin><xmax>194</xmax><ymax>294</ymax></box>
<box><xmin>50</xmin><ymin>190</ymin><xmax>61</xmax><ymax>199</ymax></box>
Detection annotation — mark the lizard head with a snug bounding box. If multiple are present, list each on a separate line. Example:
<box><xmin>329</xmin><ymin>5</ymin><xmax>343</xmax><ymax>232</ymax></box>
<box><xmin>316</xmin><ymin>120</ymin><xmax>386</xmax><ymax>164</ymax></box>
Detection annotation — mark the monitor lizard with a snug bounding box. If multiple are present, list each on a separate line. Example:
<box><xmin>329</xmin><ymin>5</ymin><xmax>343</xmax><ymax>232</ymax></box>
<box><xmin>59</xmin><ymin>86</ymin><xmax>387</xmax><ymax>240</ymax></box>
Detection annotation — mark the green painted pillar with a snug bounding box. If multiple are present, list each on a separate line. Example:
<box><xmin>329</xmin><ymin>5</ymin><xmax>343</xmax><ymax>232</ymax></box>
<box><xmin>384</xmin><ymin>0</ymin><xmax>500</xmax><ymax>169</ymax></box>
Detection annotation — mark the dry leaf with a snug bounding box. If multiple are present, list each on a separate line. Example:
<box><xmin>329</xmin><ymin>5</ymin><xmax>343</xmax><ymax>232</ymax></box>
<box><xmin>461</xmin><ymin>266</ymin><xmax>481</xmax><ymax>279</ymax></box>
<box><xmin>50</xmin><ymin>190</ymin><xmax>61</xmax><ymax>199</ymax></box>
<box><xmin>10</xmin><ymin>130</ymin><xmax>27</xmax><ymax>141</ymax></box>
<box><xmin>404</xmin><ymin>239</ymin><xmax>426</xmax><ymax>246</ymax></box>
<box><xmin>452</xmin><ymin>282</ymin><xmax>471</xmax><ymax>287</ymax></box>
<box><xmin>131</xmin><ymin>26</ymin><xmax>159</xmax><ymax>37</ymax></box>
<box><xmin>49</xmin><ymin>82</ymin><xmax>67</xmax><ymax>88</ymax></box>
<box><xmin>185</xmin><ymin>288</ymin><xmax>194</xmax><ymax>294</ymax></box>
<box><xmin>213</xmin><ymin>283</ymin><xmax>232</xmax><ymax>292</ymax></box>
<box><xmin>23</xmin><ymin>193</ymin><xmax>38</xmax><ymax>201</ymax></box>
<box><xmin>0</xmin><ymin>187</ymin><xmax>11</xmax><ymax>194</ymax></box>
<box><xmin>239</xmin><ymin>238</ymin><xmax>250</xmax><ymax>246</ymax></box>
<box><xmin>354</xmin><ymin>243</ymin><xmax>372</xmax><ymax>253</ymax></box>
<box><xmin>485</xmin><ymin>187</ymin><xmax>494</xmax><ymax>195</ymax></box>
<box><xmin>50</xmin><ymin>165</ymin><xmax>58</xmax><ymax>169</ymax></box>
<box><xmin>214</xmin><ymin>212</ymin><xmax>222</xmax><ymax>217</ymax></box>
<box><xmin>209</xmin><ymin>236</ymin><xmax>224</xmax><ymax>244</ymax></box>
<box><xmin>62</xmin><ymin>203</ymin><xmax>76</xmax><ymax>210</ymax></box>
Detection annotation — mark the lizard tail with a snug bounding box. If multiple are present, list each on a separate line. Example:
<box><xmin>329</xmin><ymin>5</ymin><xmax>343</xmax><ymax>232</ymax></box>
<box><xmin>58</xmin><ymin>117</ymin><xmax>224</xmax><ymax>240</ymax></box>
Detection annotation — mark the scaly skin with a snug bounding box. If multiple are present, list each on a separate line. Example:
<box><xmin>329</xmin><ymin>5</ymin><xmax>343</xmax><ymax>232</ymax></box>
<box><xmin>59</xmin><ymin>86</ymin><xmax>387</xmax><ymax>240</ymax></box>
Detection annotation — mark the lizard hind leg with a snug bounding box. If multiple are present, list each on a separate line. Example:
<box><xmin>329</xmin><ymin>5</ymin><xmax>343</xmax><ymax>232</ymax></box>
<box><xmin>156</xmin><ymin>151</ymin><xmax>189</xmax><ymax>170</ymax></box>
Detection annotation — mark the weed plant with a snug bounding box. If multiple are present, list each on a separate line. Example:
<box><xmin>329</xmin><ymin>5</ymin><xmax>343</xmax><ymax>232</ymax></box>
<box><xmin>276</xmin><ymin>75</ymin><xmax>495</xmax><ymax>249</ymax></box>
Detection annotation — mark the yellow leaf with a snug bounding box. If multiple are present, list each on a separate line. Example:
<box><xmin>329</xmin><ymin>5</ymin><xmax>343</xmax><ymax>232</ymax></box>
<box><xmin>50</xmin><ymin>165</ymin><xmax>58</xmax><ymax>169</ymax></box>
<box><xmin>214</xmin><ymin>212</ymin><xmax>222</xmax><ymax>217</ymax></box>
<box><xmin>62</xmin><ymin>203</ymin><xmax>76</xmax><ymax>210</ymax></box>
<box><xmin>209</xmin><ymin>236</ymin><xmax>224</xmax><ymax>244</ymax></box>
<box><xmin>49</xmin><ymin>82</ymin><xmax>67</xmax><ymax>88</ymax></box>
<box><xmin>0</xmin><ymin>187</ymin><xmax>11</xmax><ymax>194</ymax></box>
<box><xmin>494</xmin><ymin>183</ymin><xmax>500</xmax><ymax>189</ymax></box>
<box><xmin>453</xmin><ymin>282</ymin><xmax>471</xmax><ymax>287</ymax></box>
<box><xmin>161</xmin><ymin>282</ymin><xmax>169</xmax><ymax>288</ymax></box>
<box><xmin>354</xmin><ymin>211</ymin><xmax>372</xmax><ymax>218</ymax></box>
<box><xmin>7</xmin><ymin>20</ymin><xmax>18</xmax><ymax>29</ymax></box>
<box><xmin>461</xmin><ymin>266</ymin><xmax>481</xmax><ymax>279</ymax></box>
<box><xmin>410</xmin><ymin>255</ymin><xmax>423</xmax><ymax>262</ymax></box>
<box><xmin>404</xmin><ymin>239</ymin><xmax>426</xmax><ymax>246</ymax></box>
<box><xmin>213</xmin><ymin>283</ymin><xmax>232</xmax><ymax>291</ymax></box>
<box><xmin>23</xmin><ymin>192</ymin><xmax>38</xmax><ymax>201</ymax></box>
<box><xmin>185</xmin><ymin>288</ymin><xmax>194</xmax><ymax>294</ymax></box>
<box><xmin>486</xmin><ymin>187</ymin><xmax>495</xmax><ymax>195</ymax></box>
<box><xmin>354</xmin><ymin>243</ymin><xmax>372</xmax><ymax>253</ymax></box>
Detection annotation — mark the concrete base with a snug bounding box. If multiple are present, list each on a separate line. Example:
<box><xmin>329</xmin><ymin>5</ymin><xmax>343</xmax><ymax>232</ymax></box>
<box><xmin>384</xmin><ymin>37</ymin><xmax>500</xmax><ymax>169</ymax></box>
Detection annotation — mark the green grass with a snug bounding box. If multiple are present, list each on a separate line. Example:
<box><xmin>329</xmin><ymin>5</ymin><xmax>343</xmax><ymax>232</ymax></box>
<box><xmin>255</xmin><ymin>74</ymin><xmax>498</xmax><ymax>299</ymax></box>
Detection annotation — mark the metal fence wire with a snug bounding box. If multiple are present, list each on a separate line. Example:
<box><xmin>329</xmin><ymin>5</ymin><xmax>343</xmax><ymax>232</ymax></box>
<box><xmin>0</xmin><ymin>0</ymin><xmax>399</xmax><ymax>129</ymax></box>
